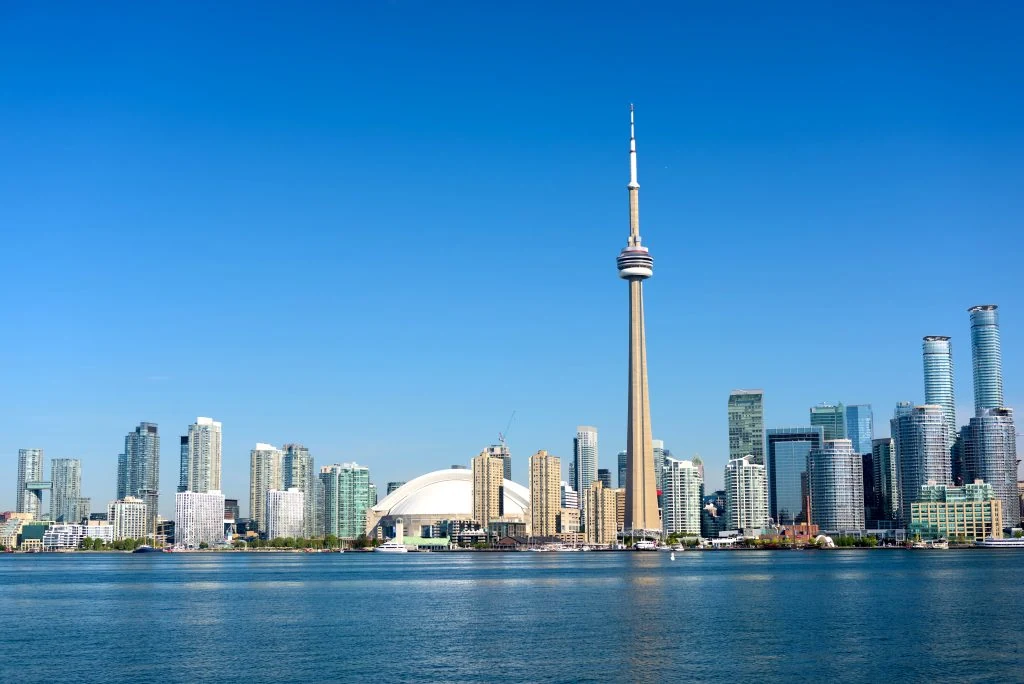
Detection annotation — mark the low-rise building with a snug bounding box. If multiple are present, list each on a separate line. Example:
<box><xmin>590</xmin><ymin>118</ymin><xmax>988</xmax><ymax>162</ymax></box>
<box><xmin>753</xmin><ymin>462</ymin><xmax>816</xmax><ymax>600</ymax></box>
<box><xmin>18</xmin><ymin>522</ymin><xmax>51</xmax><ymax>550</ymax></box>
<box><xmin>909</xmin><ymin>480</ymin><xmax>1004</xmax><ymax>541</ymax></box>
<box><xmin>42</xmin><ymin>523</ymin><xmax>113</xmax><ymax>550</ymax></box>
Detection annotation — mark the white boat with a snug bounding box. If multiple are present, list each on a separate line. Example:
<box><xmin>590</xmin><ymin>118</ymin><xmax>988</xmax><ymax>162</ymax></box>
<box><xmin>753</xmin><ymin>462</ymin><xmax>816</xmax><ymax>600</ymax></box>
<box><xmin>634</xmin><ymin>540</ymin><xmax>657</xmax><ymax>551</ymax></box>
<box><xmin>976</xmin><ymin>537</ymin><xmax>1024</xmax><ymax>548</ymax></box>
<box><xmin>374</xmin><ymin>540</ymin><xmax>408</xmax><ymax>553</ymax></box>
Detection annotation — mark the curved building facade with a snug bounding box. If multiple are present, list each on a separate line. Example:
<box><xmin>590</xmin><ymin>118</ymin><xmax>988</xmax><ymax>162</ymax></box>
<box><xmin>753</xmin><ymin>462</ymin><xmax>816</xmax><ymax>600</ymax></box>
<box><xmin>808</xmin><ymin>439</ymin><xmax>865</xmax><ymax>531</ymax></box>
<box><xmin>892</xmin><ymin>404</ymin><xmax>949</xmax><ymax>524</ymax></box>
<box><xmin>922</xmin><ymin>336</ymin><xmax>956</xmax><ymax>457</ymax></box>
<box><xmin>969</xmin><ymin>305</ymin><xmax>1003</xmax><ymax>412</ymax></box>
<box><xmin>961</xmin><ymin>408</ymin><xmax>1019</xmax><ymax>528</ymax></box>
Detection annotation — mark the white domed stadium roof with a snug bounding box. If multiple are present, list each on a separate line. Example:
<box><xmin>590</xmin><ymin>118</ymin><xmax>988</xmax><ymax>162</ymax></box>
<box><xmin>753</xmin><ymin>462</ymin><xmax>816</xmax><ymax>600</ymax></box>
<box><xmin>371</xmin><ymin>467</ymin><xmax>530</xmax><ymax>519</ymax></box>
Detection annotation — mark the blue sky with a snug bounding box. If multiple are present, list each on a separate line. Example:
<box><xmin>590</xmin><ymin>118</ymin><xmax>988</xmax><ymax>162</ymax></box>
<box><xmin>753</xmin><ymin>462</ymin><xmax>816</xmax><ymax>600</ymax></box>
<box><xmin>2</xmin><ymin>3</ymin><xmax>1022</xmax><ymax>516</ymax></box>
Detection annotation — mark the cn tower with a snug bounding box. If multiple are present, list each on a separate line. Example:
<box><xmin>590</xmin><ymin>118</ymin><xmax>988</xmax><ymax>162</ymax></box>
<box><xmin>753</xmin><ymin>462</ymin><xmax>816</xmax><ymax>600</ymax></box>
<box><xmin>617</xmin><ymin>105</ymin><xmax>661</xmax><ymax>536</ymax></box>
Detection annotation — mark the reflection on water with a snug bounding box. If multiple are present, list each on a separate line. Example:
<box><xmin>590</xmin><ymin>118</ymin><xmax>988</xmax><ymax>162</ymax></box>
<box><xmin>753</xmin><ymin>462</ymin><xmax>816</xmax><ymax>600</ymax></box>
<box><xmin>1</xmin><ymin>551</ymin><xmax>1022</xmax><ymax>682</ymax></box>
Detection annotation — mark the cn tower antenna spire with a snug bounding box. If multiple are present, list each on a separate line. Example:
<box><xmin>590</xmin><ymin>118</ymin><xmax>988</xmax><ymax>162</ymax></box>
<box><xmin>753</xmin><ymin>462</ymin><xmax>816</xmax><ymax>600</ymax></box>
<box><xmin>629</xmin><ymin>104</ymin><xmax>639</xmax><ymax>189</ymax></box>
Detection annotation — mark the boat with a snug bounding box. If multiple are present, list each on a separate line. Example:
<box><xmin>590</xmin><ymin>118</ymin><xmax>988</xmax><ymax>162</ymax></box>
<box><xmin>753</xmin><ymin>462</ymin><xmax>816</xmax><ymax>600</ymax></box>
<box><xmin>132</xmin><ymin>545</ymin><xmax>161</xmax><ymax>554</ymax></box>
<box><xmin>634</xmin><ymin>540</ymin><xmax>657</xmax><ymax>551</ymax></box>
<box><xmin>976</xmin><ymin>537</ymin><xmax>1024</xmax><ymax>548</ymax></box>
<box><xmin>670</xmin><ymin>552</ymin><xmax>676</xmax><ymax>561</ymax></box>
<box><xmin>374</xmin><ymin>539</ymin><xmax>408</xmax><ymax>553</ymax></box>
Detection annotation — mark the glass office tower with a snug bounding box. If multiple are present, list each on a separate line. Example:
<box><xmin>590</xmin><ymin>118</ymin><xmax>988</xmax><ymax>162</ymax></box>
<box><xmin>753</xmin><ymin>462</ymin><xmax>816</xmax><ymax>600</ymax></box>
<box><xmin>766</xmin><ymin>427</ymin><xmax>824</xmax><ymax>525</ymax></box>
<box><xmin>845</xmin><ymin>405</ymin><xmax>873</xmax><ymax>454</ymax></box>
<box><xmin>728</xmin><ymin>390</ymin><xmax>765</xmax><ymax>464</ymax></box>
<box><xmin>810</xmin><ymin>403</ymin><xmax>847</xmax><ymax>441</ymax></box>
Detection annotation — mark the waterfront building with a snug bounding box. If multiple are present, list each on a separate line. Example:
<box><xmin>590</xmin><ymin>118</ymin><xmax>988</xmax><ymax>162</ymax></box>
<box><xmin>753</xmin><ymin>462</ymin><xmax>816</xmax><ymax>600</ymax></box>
<box><xmin>319</xmin><ymin>463</ymin><xmax>371</xmax><ymax>540</ymax></box>
<box><xmin>282</xmin><ymin>444</ymin><xmax>317</xmax><ymax>538</ymax></box>
<box><xmin>961</xmin><ymin>408</ymin><xmax>1019</xmax><ymax>528</ymax></box>
<box><xmin>175</xmin><ymin>490</ymin><xmax>226</xmax><ymax>548</ymax></box>
<box><xmin>662</xmin><ymin>458</ymin><xmax>702</xmax><ymax>535</ymax></box>
<box><xmin>617</xmin><ymin>107</ymin><xmax>661</xmax><ymax>537</ymax></box>
<box><xmin>810</xmin><ymin>403</ymin><xmax>847</xmax><ymax>441</ymax></box>
<box><xmin>0</xmin><ymin>517</ymin><xmax>28</xmax><ymax>550</ymax></box>
<box><xmin>529</xmin><ymin>450</ymin><xmax>560</xmax><ymax>537</ymax></box>
<box><xmin>49</xmin><ymin>458</ymin><xmax>82</xmax><ymax>523</ymax></box>
<box><xmin>583</xmin><ymin>480</ymin><xmax>618</xmax><ymax>545</ymax></box>
<box><xmin>700</xmin><ymin>491</ymin><xmax>727</xmax><ymax>538</ymax></box>
<box><xmin>472</xmin><ymin>450</ymin><xmax>505</xmax><ymax>526</ymax></box>
<box><xmin>909</xmin><ymin>481</ymin><xmax>1003</xmax><ymax>540</ymax></box>
<box><xmin>617</xmin><ymin>451</ymin><xmax>627</xmax><ymax>489</ymax></box>
<box><xmin>871</xmin><ymin>438</ymin><xmax>899</xmax><ymax>522</ymax></box>
<box><xmin>597</xmin><ymin>468</ymin><xmax>612</xmax><ymax>490</ymax></box>
<box><xmin>573</xmin><ymin>426</ymin><xmax>598</xmax><ymax>509</ymax></box>
<box><xmin>179</xmin><ymin>417</ymin><xmax>223</xmax><ymax>494</ymax></box>
<box><xmin>249</xmin><ymin>443</ymin><xmax>283</xmax><ymax>535</ymax></box>
<box><xmin>119</xmin><ymin>422</ymin><xmax>161</xmax><ymax>532</ymax></box>
<box><xmin>107</xmin><ymin>496</ymin><xmax>147</xmax><ymax>540</ymax></box>
<box><xmin>557</xmin><ymin>507</ymin><xmax>580</xmax><ymax>537</ymax></box>
<box><xmin>765</xmin><ymin>427</ymin><xmax>824</xmax><ymax>526</ymax></box>
<box><xmin>560</xmin><ymin>481</ymin><xmax>578</xmax><ymax>510</ymax></box>
<box><xmin>969</xmin><ymin>305</ymin><xmax>1003</xmax><ymax>412</ymax></box>
<box><xmin>43</xmin><ymin>523</ymin><xmax>113</xmax><ymax>550</ymax></box>
<box><xmin>922</xmin><ymin>336</ymin><xmax>957</xmax><ymax>457</ymax></box>
<box><xmin>808</xmin><ymin>439</ymin><xmax>865</xmax><ymax>531</ymax></box>
<box><xmin>845</xmin><ymin>405</ymin><xmax>873</xmax><ymax>455</ymax></box>
<box><xmin>364</xmin><ymin>468</ymin><xmax>529</xmax><ymax>538</ymax></box>
<box><xmin>16</xmin><ymin>448</ymin><xmax>45</xmax><ymax>517</ymax></box>
<box><xmin>266</xmin><ymin>488</ymin><xmax>304</xmax><ymax>540</ymax></box>
<box><xmin>728</xmin><ymin>390</ymin><xmax>765</xmax><ymax>465</ymax></box>
<box><xmin>387</xmin><ymin>481</ymin><xmax>406</xmax><ymax>495</ymax></box>
<box><xmin>724</xmin><ymin>457</ymin><xmax>768</xmax><ymax>532</ymax></box>
<box><xmin>892</xmin><ymin>404</ymin><xmax>949</xmax><ymax>524</ymax></box>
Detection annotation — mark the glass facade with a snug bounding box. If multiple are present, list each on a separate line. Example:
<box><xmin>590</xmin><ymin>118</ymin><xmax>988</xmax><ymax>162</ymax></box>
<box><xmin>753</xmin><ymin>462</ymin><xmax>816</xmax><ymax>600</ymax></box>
<box><xmin>871</xmin><ymin>437</ymin><xmax>899</xmax><ymax>521</ymax></box>
<box><xmin>121</xmin><ymin>422</ymin><xmax>160</xmax><ymax>532</ymax></box>
<box><xmin>16</xmin><ymin>448</ymin><xmax>45</xmax><ymax>517</ymax></box>
<box><xmin>766</xmin><ymin>427</ymin><xmax>824</xmax><ymax>526</ymax></box>
<box><xmin>617</xmin><ymin>450</ymin><xmax>627</xmax><ymax>489</ymax></box>
<box><xmin>50</xmin><ymin>458</ymin><xmax>82</xmax><ymax>523</ymax></box>
<box><xmin>662</xmin><ymin>458</ymin><xmax>702</xmax><ymax>535</ymax></box>
<box><xmin>319</xmin><ymin>462</ymin><xmax>371</xmax><ymax>539</ymax></box>
<box><xmin>845</xmin><ymin>405</ymin><xmax>874</xmax><ymax>454</ymax></box>
<box><xmin>808</xmin><ymin>439</ymin><xmax>865</xmax><ymax>531</ymax></box>
<box><xmin>728</xmin><ymin>390</ymin><xmax>764</xmax><ymax>464</ymax></box>
<box><xmin>810</xmin><ymin>403</ymin><xmax>846</xmax><ymax>441</ymax></box>
<box><xmin>969</xmin><ymin>305</ymin><xmax>1003</xmax><ymax>412</ymax></box>
<box><xmin>724</xmin><ymin>457</ymin><xmax>768</xmax><ymax>531</ymax></box>
<box><xmin>892</xmin><ymin>404</ymin><xmax>949</xmax><ymax>524</ymax></box>
<box><xmin>961</xmin><ymin>407</ymin><xmax>1019</xmax><ymax>528</ymax></box>
<box><xmin>922</xmin><ymin>336</ymin><xmax>956</xmax><ymax>456</ymax></box>
<box><xmin>283</xmin><ymin>444</ymin><xmax>317</xmax><ymax>538</ymax></box>
<box><xmin>573</xmin><ymin>427</ymin><xmax>598</xmax><ymax>509</ymax></box>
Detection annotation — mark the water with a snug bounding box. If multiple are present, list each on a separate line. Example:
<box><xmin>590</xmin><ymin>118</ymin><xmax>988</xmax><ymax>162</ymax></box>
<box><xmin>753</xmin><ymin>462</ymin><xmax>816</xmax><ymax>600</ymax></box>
<box><xmin>1</xmin><ymin>550</ymin><xmax>1022</xmax><ymax>683</ymax></box>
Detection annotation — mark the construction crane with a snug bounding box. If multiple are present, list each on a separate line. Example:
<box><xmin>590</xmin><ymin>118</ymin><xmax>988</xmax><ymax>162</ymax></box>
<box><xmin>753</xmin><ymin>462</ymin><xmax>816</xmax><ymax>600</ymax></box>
<box><xmin>498</xmin><ymin>410</ymin><xmax>517</xmax><ymax>449</ymax></box>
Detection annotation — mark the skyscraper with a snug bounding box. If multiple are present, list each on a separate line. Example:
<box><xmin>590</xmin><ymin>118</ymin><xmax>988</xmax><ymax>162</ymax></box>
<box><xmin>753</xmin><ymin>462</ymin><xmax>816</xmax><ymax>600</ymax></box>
<box><xmin>482</xmin><ymin>444</ymin><xmax>512</xmax><ymax>481</ymax></box>
<box><xmin>319</xmin><ymin>463</ymin><xmax>371</xmax><ymax>539</ymax></box>
<box><xmin>597</xmin><ymin>468</ymin><xmax>612</xmax><ymax>490</ymax></box>
<box><xmin>386</xmin><ymin>481</ymin><xmax>406</xmax><ymax>495</ymax></box>
<box><xmin>529</xmin><ymin>450</ymin><xmax>560</xmax><ymax>538</ymax></box>
<box><xmin>871</xmin><ymin>438</ymin><xmax>899</xmax><ymax>522</ymax></box>
<box><xmin>728</xmin><ymin>390</ymin><xmax>765</xmax><ymax>464</ymax></box>
<box><xmin>472</xmin><ymin>450</ymin><xmax>504</xmax><ymax>527</ymax></box>
<box><xmin>583</xmin><ymin>481</ymin><xmax>619</xmax><ymax>545</ymax></box>
<box><xmin>724</xmin><ymin>457</ymin><xmax>768</xmax><ymax>532</ymax></box>
<box><xmin>810</xmin><ymin>403</ymin><xmax>847</xmax><ymax>441</ymax></box>
<box><xmin>50</xmin><ymin>459</ymin><xmax>82</xmax><ymax>523</ymax></box>
<box><xmin>765</xmin><ymin>427</ymin><xmax>824</xmax><ymax>525</ymax></box>
<box><xmin>249</xmin><ymin>443</ymin><xmax>283</xmax><ymax>534</ymax></box>
<box><xmin>283</xmin><ymin>444</ymin><xmax>316</xmax><ymax>538</ymax></box>
<box><xmin>617</xmin><ymin>451</ymin><xmax>627</xmax><ymax>489</ymax></box>
<box><xmin>891</xmin><ymin>404</ymin><xmax>949</xmax><ymax>524</ymax></box>
<box><xmin>573</xmin><ymin>426</ymin><xmax>598</xmax><ymax>510</ymax></box>
<box><xmin>266</xmin><ymin>488</ymin><xmax>305</xmax><ymax>540</ymax></box>
<box><xmin>961</xmin><ymin>408</ymin><xmax>1019</xmax><ymax>528</ymax></box>
<box><xmin>175</xmin><ymin>490</ymin><xmax>225</xmax><ymax>549</ymax></box>
<box><xmin>662</xmin><ymin>458</ymin><xmax>702</xmax><ymax>535</ymax></box>
<box><xmin>617</xmin><ymin>106</ymin><xmax>660</xmax><ymax>536</ymax></box>
<box><xmin>922</xmin><ymin>336</ymin><xmax>956</xmax><ymax>456</ymax></box>
<box><xmin>969</xmin><ymin>305</ymin><xmax>1003</xmax><ymax>412</ymax></box>
<box><xmin>16</xmin><ymin>448</ymin><xmax>45</xmax><ymax>517</ymax></box>
<box><xmin>180</xmin><ymin>417</ymin><xmax>222</xmax><ymax>494</ymax></box>
<box><xmin>120</xmin><ymin>422</ymin><xmax>160</xmax><ymax>532</ymax></box>
<box><xmin>844</xmin><ymin>405</ymin><xmax>873</xmax><ymax>455</ymax></box>
<box><xmin>808</xmin><ymin>439</ymin><xmax>865</xmax><ymax>531</ymax></box>
<box><xmin>652</xmin><ymin>439</ymin><xmax>666</xmax><ymax>493</ymax></box>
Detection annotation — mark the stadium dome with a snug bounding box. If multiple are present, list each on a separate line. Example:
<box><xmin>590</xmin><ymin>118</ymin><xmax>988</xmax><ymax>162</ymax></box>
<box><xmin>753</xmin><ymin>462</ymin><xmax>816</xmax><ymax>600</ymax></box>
<box><xmin>365</xmin><ymin>467</ymin><xmax>530</xmax><ymax>534</ymax></box>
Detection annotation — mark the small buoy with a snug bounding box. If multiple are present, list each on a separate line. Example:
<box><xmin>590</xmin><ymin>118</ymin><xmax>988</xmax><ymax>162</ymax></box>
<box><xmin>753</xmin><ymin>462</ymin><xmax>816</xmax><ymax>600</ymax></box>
<box><xmin>670</xmin><ymin>552</ymin><xmax>676</xmax><ymax>561</ymax></box>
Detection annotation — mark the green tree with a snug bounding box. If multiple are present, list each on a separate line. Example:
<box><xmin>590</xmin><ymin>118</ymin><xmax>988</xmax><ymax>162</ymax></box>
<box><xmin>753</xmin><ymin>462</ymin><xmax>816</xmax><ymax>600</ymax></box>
<box><xmin>199</xmin><ymin>541</ymin><xmax>209</xmax><ymax>549</ymax></box>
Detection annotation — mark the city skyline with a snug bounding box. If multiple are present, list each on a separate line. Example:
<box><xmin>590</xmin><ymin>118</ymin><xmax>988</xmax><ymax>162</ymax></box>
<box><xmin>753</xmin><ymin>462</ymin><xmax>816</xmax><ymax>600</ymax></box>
<box><xmin>3</xmin><ymin>5</ymin><xmax>1024</xmax><ymax>516</ymax></box>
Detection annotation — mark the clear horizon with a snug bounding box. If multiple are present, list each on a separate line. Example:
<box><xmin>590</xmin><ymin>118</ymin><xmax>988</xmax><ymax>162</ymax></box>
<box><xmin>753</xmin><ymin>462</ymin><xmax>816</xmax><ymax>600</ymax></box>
<box><xmin>3</xmin><ymin>3</ymin><xmax>1022</xmax><ymax>517</ymax></box>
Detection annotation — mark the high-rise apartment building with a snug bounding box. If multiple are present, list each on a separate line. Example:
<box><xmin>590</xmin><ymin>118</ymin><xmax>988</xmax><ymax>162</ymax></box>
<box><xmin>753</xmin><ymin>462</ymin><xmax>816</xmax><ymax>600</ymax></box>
<box><xmin>107</xmin><ymin>496</ymin><xmax>147</xmax><ymax>540</ymax></box>
<box><xmin>480</xmin><ymin>444</ymin><xmax>512</xmax><ymax>481</ymax></box>
<box><xmin>871</xmin><ymin>438</ymin><xmax>899</xmax><ymax>522</ymax></box>
<box><xmin>16</xmin><ymin>449</ymin><xmax>45</xmax><ymax>517</ymax></box>
<box><xmin>319</xmin><ymin>463</ymin><xmax>371</xmax><ymax>539</ymax></box>
<box><xmin>892</xmin><ymin>404</ymin><xmax>949</xmax><ymax>524</ymax></box>
<box><xmin>617</xmin><ymin>451</ymin><xmax>627</xmax><ymax>489</ymax></box>
<box><xmin>728</xmin><ymin>390</ymin><xmax>765</xmax><ymax>464</ymax></box>
<box><xmin>652</xmin><ymin>440</ymin><xmax>666</xmax><ymax>493</ymax></box>
<box><xmin>844</xmin><ymin>405</ymin><xmax>873</xmax><ymax>455</ymax></box>
<box><xmin>922</xmin><ymin>336</ymin><xmax>957</xmax><ymax>457</ymax></box>
<box><xmin>560</xmin><ymin>481</ymin><xmax>578</xmax><ymax>510</ymax></box>
<box><xmin>179</xmin><ymin>417</ymin><xmax>222</xmax><ymax>494</ymax></box>
<box><xmin>573</xmin><ymin>426</ymin><xmax>598</xmax><ymax>510</ymax></box>
<box><xmin>810</xmin><ymin>403</ymin><xmax>847</xmax><ymax>441</ymax></box>
<box><xmin>50</xmin><ymin>458</ymin><xmax>82</xmax><ymax>523</ymax></box>
<box><xmin>961</xmin><ymin>408</ymin><xmax>1019</xmax><ymax>528</ymax></box>
<box><xmin>969</xmin><ymin>305</ymin><xmax>1003</xmax><ymax>412</ymax></box>
<box><xmin>724</xmin><ymin>457</ymin><xmax>768</xmax><ymax>532</ymax></box>
<box><xmin>282</xmin><ymin>444</ymin><xmax>316</xmax><ymax>538</ymax></box>
<box><xmin>583</xmin><ymin>481</ymin><xmax>618</xmax><ymax>545</ymax></box>
<box><xmin>266</xmin><ymin>488</ymin><xmax>305</xmax><ymax>540</ymax></box>
<box><xmin>597</xmin><ymin>468</ymin><xmax>612</xmax><ymax>490</ymax></box>
<box><xmin>249</xmin><ymin>443</ymin><xmax>283</xmax><ymax>534</ymax></box>
<box><xmin>808</xmin><ymin>439</ymin><xmax>865</xmax><ymax>531</ymax></box>
<box><xmin>472</xmin><ymin>451</ymin><xmax>505</xmax><ymax>527</ymax></box>
<box><xmin>529</xmin><ymin>450</ymin><xmax>561</xmax><ymax>537</ymax></box>
<box><xmin>662</xmin><ymin>458</ymin><xmax>702</xmax><ymax>535</ymax></box>
<box><xmin>119</xmin><ymin>422</ymin><xmax>160</xmax><ymax>532</ymax></box>
<box><xmin>765</xmin><ymin>427</ymin><xmax>824</xmax><ymax>526</ymax></box>
<box><xmin>175</xmin><ymin>490</ymin><xmax>225</xmax><ymax>548</ymax></box>
<box><xmin>387</xmin><ymin>481</ymin><xmax>406</xmax><ymax>495</ymax></box>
